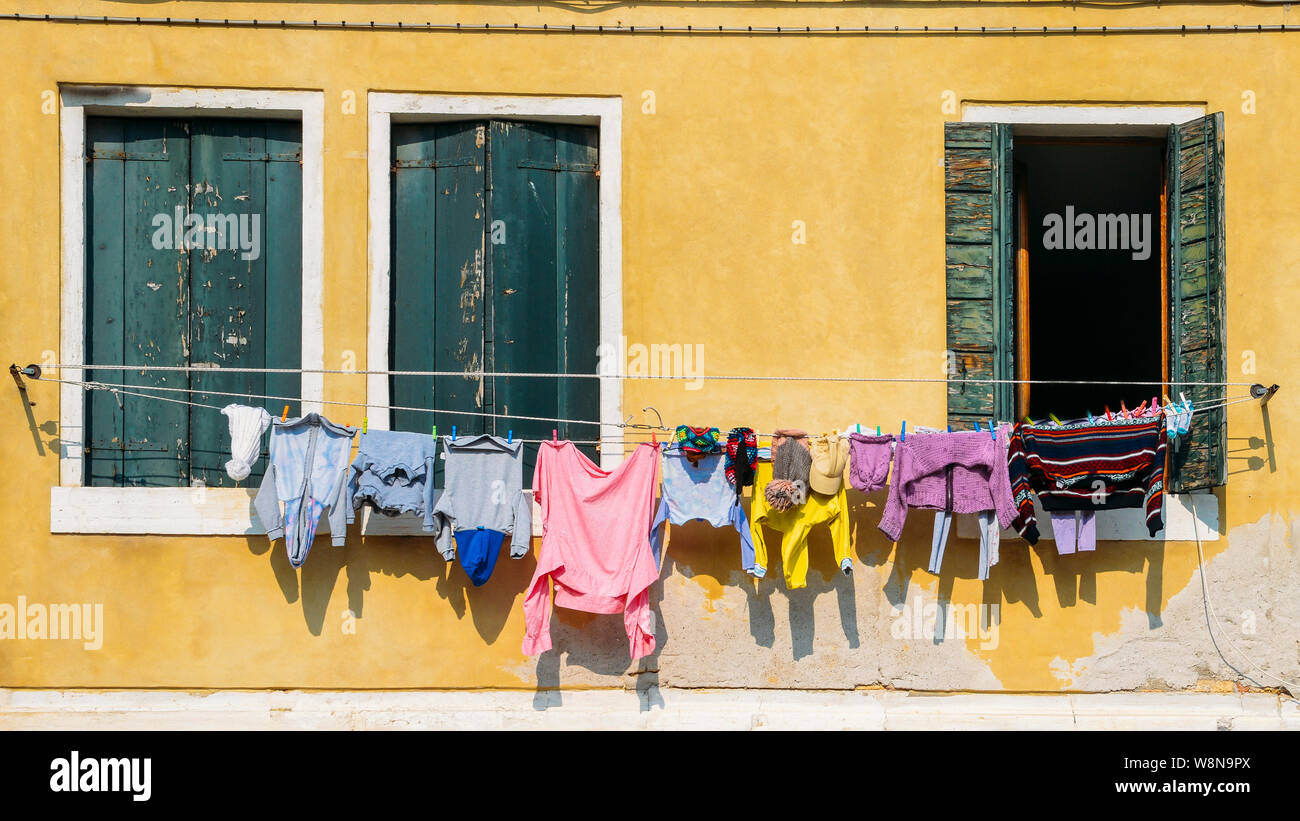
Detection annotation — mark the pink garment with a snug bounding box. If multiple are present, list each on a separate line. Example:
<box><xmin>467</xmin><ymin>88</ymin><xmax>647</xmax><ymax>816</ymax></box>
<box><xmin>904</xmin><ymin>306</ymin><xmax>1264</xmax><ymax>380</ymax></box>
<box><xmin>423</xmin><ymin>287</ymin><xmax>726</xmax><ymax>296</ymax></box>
<box><xmin>878</xmin><ymin>426</ymin><xmax>1018</xmax><ymax>542</ymax></box>
<box><xmin>522</xmin><ymin>441</ymin><xmax>663</xmax><ymax>660</ymax></box>
<box><xmin>847</xmin><ymin>433</ymin><xmax>896</xmax><ymax>492</ymax></box>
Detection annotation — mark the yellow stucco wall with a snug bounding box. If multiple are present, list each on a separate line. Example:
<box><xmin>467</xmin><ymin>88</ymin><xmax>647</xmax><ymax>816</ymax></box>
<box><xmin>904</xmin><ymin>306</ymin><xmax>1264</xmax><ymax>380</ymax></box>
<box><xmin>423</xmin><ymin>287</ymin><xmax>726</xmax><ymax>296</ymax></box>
<box><xmin>1</xmin><ymin>1</ymin><xmax>1296</xmax><ymax>692</ymax></box>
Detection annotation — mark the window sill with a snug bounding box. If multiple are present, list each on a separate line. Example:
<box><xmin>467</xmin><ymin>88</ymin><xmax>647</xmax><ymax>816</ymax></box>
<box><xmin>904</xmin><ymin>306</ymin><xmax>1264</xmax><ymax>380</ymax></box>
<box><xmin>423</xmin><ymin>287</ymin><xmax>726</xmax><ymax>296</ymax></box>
<box><xmin>50</xmin><ymin>486</ymin><xmax>274</xmax><ymax>536</ymax></box>
<box><xmin>49</xmin><ymin>486</ymin><xmax>544</xmax><ymax>538</ymax></box>
<box><xmin>954</xmin><ymin>492</ymin><xmax>1220</xmax><ymax>542</ymax></box>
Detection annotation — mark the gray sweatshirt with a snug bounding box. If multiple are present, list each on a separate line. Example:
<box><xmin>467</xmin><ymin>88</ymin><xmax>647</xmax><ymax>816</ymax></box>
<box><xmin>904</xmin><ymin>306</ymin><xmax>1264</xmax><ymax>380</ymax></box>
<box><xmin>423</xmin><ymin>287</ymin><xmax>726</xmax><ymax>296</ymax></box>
<box><xmin>431</xmin><ymin>434</ymin><xmax>532</xmax><ymax>561</ymax></box>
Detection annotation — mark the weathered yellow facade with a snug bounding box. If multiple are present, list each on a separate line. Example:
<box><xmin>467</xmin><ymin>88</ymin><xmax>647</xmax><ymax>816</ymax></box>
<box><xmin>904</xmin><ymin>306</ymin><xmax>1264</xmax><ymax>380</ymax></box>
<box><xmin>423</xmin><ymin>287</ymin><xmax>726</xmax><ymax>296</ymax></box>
<box><xmin>1</xmin><ymin>0</ymin><xmax>1296</xmax><ymax>698</ymax></box>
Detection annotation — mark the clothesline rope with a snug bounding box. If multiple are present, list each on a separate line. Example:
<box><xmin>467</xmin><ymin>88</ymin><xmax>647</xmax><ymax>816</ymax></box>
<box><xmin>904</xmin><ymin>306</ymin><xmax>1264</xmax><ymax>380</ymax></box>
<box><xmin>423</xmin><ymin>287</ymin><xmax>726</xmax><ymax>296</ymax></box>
<box><xmin>34</xmin><ymin>363</ymin><xmax>1261</xmax><ymax>387</ymax></box>
<box><xmin>31</xmin><ymin>372</ymin><xmax>1260</xmax><ymax>440</ymax></box>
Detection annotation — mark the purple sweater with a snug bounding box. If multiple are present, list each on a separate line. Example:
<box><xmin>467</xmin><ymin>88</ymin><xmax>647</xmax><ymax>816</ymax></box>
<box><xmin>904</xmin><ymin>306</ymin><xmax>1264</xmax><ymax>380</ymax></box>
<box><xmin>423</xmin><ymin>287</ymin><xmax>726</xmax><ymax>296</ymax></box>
<box><xmin>878</xmin><ymin>426</ymin><xmax>1018</xmax><ymax>542</ymax></box>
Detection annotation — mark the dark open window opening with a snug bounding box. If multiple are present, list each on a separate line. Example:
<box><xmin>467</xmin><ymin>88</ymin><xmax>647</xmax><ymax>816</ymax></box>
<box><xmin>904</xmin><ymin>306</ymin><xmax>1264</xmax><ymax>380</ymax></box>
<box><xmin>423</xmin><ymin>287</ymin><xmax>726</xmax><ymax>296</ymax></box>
<box><xmin>1015</xmin><ymin>138</ymin><xmax>1168</xmax><ymax>421</ymax></box>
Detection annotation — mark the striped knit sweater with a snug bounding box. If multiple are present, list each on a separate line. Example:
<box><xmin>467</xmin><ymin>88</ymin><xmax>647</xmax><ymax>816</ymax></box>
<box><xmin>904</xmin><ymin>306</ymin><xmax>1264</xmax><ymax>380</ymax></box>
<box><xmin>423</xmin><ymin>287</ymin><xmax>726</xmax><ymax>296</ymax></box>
<box><xmin>1007</xmin><ymin>417</ymin><xmax>1167</xmax><ymax>543</ymax></box>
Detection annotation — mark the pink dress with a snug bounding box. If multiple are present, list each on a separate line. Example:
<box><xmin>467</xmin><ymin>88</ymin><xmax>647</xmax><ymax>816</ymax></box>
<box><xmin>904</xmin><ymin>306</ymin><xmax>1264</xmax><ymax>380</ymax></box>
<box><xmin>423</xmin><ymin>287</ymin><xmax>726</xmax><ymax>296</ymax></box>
<box><xmin>522</xmin><ymin>441</ymin><xmax>663</xmax><ymax>659</ymax></box>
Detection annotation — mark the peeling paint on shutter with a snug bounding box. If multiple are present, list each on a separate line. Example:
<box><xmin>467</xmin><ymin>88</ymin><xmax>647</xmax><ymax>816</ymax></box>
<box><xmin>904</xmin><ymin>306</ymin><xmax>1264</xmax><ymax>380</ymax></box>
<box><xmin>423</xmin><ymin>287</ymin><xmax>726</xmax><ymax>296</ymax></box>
<box><xmin>945</xmin><ymin>122</ymin><xmax>1015</xmax><ymax>427</ymax></box>
<box><xmin>1167</xmin><ymin>113</ymin><xmax>1227</xmax><ymax>490</ymax></box>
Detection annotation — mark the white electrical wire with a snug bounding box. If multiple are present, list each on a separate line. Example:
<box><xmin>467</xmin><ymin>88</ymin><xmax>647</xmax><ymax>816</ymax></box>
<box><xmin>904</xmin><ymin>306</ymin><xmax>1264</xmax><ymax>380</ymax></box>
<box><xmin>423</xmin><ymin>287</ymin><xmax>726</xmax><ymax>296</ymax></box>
<box><xmin>1190</xmin><ymin>504</ymin><xmax>1300</xmax><ymax>700</ymax></box>
<box><xmin>34</xmin><ymin>362</ymin><xmax>1261</xmax><ymax>387</ymax></box>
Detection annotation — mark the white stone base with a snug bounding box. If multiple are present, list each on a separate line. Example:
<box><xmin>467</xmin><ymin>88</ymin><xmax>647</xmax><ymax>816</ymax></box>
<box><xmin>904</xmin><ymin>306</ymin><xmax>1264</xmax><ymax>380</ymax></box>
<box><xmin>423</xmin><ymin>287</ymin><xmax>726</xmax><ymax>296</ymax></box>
<box><xmin>1</xmin><ymin>689</ymin><xmax>1296</xmax><ymax>730</ymax></box>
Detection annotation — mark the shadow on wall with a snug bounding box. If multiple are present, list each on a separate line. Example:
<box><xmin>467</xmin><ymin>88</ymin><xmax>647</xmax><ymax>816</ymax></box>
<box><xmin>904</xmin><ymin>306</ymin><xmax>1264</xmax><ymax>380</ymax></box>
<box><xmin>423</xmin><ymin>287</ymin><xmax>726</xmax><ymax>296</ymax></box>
<box><xmin>248</xmin><ymin>527</ymin><xmax>534</xmax><ymax>642</ymax></box>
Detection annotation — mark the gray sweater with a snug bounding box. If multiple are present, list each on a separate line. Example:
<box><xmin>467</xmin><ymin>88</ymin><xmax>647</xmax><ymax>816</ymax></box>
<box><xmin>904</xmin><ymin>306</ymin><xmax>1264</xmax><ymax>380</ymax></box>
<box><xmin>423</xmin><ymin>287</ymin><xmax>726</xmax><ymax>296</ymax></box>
<box><xmin>431</xmin><ymin>434</ymin><xmax>533</xmax><ymax>560</ymax></box>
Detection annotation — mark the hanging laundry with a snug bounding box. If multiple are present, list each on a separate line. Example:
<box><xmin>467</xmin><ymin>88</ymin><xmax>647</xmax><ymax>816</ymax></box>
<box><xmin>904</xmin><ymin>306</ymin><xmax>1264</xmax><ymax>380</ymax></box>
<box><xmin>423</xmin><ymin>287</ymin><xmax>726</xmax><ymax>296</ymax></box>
<box><xmin>764</xmin><ymin>429</ymin><xmax>811</xmax><ymax>511</ymax></box>
<box><xmin>749</xmin><ymin>459</ymin><xmax>852</xmax><ymax>588</ymax></box>
<box><xmin>724</xmin><ymin>427</ymin><xmax>758</xmax><ymax>497</ymax></box>
<box><xmin>522</xmin><ymin>441</ymin><xmax>662</xmax><ymax>660</ymax></box>
<box><xmin>431</xmin><ymin>434</ymin><xmax>532</xmax><ymax>587</ymax></box>
<box><xmin>346</xmin><ymin>429</ymin><xmax>440</xmax><ymax>532</ymax></box>
<box><xmin>877</xmin><ymin>427</ymin><xmax>1018</xmax><ymax>580</ymax></box>
<box><xmin>674</xmin><ymin>424</ymin><xmax>723</xmax><ymax>464</ymax></box>
<box><xmin>650</xmin><ymin>446</ymin><xmax>756</xmax><ymax>573</ymax></box>
<box><xmin>253</xmin><ymin>413</ymin><xmax>356</xmax><ymax>568</ymax></box>
<box><xmin>847</xmin><ymin>432</ymin><xmax>896</xmax><ymax>493</ymax></box>
<box><xmin>808</xmin><ymin>434</ymin><xmax>850</xmax><ymax>495</ymax></box>
<box><xmin>221</xmin><ymin>403</ymin><xmax>271</xmax><ymax>481</ymax></box>
<box><xmin>1007</xmin><ymin>415</ymin><xmax>1168</xmax><ymax>548</ymax></box>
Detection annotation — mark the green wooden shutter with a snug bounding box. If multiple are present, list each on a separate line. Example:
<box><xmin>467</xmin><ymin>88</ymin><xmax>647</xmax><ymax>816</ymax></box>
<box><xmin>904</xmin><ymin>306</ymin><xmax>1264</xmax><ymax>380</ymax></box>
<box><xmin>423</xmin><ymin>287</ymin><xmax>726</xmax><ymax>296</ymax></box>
<box><xmin>188</xmin><ymin>120</ymin><xmax>303</xmax><ymax>486</ymax></box>
<box><xmin>945</xmin><ymin>122</ymin><xmax>1015</xmax><ymax>427</ymax></box>
<box><xmin>488</xmin><ymin>121</ymin><xmax>600</xmax><ymax>474</ymax></box>
<box><xmin>1167</xmin><ymin>113</ymin><xmax>1227</xmax><ymax>490</ymax></box>
<box><xmin>390</xmin><ymin>121</ymin><xmax>487</xmax><ymax>476</ymax></box>
<box><xmin>85</xmin><ymin>117</ymin><xmax>191</xmax><ymax>487</ymax></box>
<box><xmin>86</xmin><ymin>117</ymin><xmax>301</xmax><ymax>488</ymax></box>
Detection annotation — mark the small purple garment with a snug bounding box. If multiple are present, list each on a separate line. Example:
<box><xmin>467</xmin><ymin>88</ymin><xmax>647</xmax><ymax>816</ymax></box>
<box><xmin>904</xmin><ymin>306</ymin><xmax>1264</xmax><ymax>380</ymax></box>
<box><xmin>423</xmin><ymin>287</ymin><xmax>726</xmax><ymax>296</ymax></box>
<box><xmin>847</xmin><ymin>433</ymin><xmax>896</xmax><ymax>492</ymax></box>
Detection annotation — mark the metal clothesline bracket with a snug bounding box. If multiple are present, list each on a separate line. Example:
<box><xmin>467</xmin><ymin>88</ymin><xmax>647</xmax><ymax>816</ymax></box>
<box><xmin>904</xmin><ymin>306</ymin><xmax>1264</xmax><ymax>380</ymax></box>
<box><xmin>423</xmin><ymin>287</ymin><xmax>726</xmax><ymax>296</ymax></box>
<box><xmin>8</xmin><ymin>363</ymin><xmax>39</xmax><ymax>407</ymax></box>
<box><xmin>1251</xmin><ymin>383</ymin><xmax>1280</xmax><ymax>406</ymax></box>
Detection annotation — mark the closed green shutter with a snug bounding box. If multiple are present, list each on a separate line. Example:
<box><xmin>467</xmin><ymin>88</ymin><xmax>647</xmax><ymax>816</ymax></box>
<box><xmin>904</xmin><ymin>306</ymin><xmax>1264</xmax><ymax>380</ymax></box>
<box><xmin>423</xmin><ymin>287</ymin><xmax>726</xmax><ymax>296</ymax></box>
<box><xmin>1167</xmin><ymin>113</ymin><xmax>1227</xmax><ymax>491</ymax></box>
<box><xmin>944</xmin><ymin>122</ymin><xmax>1016</xmax><ymax>427</ymax></box>
<box><xmin>390</xmin><ymin>120</ymin><xmax>599</xmax><ymax>478</ymax></box>
<box><xmin>85</xmin><ymin>117</ymin><xmax>302</xmax><ymax>488</ymax></box>
<box><xmin>390</xmin><ymin>122</ymin><xmax>487</xmax><ymax>486</ymax></box>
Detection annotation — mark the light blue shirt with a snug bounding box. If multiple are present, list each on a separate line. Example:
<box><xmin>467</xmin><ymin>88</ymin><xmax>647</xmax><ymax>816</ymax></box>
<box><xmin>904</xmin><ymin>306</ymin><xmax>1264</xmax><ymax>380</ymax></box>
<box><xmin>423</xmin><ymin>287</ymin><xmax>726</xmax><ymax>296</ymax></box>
<box><xmin>650</xmin><ymin>448</ymin><xmax>756</xmax><ymax>573</ymax></box>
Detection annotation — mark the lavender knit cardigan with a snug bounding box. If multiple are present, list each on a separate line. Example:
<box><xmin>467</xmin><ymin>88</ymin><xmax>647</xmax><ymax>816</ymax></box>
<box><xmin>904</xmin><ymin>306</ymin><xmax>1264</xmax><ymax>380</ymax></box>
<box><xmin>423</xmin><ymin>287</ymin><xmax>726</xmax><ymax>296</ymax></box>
<box><xmin>877</xmin><ymin>426</ymin><xmax>1018</xmax><ymax>543</ymax></box>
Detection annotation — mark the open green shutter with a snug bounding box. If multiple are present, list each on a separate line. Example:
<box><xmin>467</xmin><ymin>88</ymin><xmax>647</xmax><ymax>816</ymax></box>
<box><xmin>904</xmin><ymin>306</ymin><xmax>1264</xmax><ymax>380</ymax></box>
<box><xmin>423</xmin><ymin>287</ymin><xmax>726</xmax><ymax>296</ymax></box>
<box><xmin>945</xmin><ymin>122</ymin><xmax>1015</xmax><ymax>427</ymax></box>
<box><xmin>1167</xmin><ymin>113</ymin><xmax>1227</xmax><ymax>491</ymax></box>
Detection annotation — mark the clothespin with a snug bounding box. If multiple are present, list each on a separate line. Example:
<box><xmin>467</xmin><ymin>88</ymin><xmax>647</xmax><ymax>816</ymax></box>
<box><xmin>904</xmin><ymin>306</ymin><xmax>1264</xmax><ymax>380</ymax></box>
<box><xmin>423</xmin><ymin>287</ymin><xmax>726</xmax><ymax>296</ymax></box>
<box><xmin>432</xmin><ymin>425</ymin><xmax>437</xmax><ymax>440</ymax></box>
<box><xmin>1134</xmin><ymin>400</ymin><xmax>1148</xmax><ymax>417</ymax></box>
<box><xmin>1049</xmin><ymin>413</ymin><xmax>1062</xmax><ymax>426</ymax></box>
<box><xmin>1179</xmin><ymin>391</ymin><xmax>1190</xmax><ymax>411</ymax></box>
<box><xmin>1022</xmin><ymin>415</ymin><xmax>1033</xmax><ymax>424</ymax></box>
<box><xmin>1086</xmin><ymin>410</ymin><xmax>1094</xmax><ymax>423</ymax></box>
<box><xmin>1119</xmin><ymin>400</ymin><xmax>1130</xmax><ymax>419</ymax></box>
<box><xmin>856</xmin><ymin>424</ymin><xmax>861</xmax><ymax>434</ymax></box>
<box><xmin>552</xmin><ymin>429</ymin><xmax>558</xmax><ymax>443</ymax></box>
<box><xmin>451</xmin><ymin>425</ymin><xmax>457</xmax><ymax>442</ymax></box>
<box><xmin>652</xmin><ymin>432</ymin><xmax>658</xmax><ymax>446</ymax></box>
<box><xmin>281</xmin><ymin>405</ymin><xmax>289</xmax><ymax>422</ymax></box>
<box><xmin>507</xmin><ymin>430</ymin><xmax>513</xmax><ymax>444</ymax></box>
<box><xmin>876</xmin><ymin>425</ymin><xmax>881</xmax><ymax>436</ymax></box>
<box><xmin>988</xmin><ymin>419</ymin><xmax>996</xmax><ymax>440</ymax></box>
<box><xmin>973</xmin><ymin>421</ymin><xmax>981</xmax><ymax>433</ymax></box>
<box><xmin>947</xmin><ymin>425</ymin><xmax>953</xmax><ymax>433</ymax></box>
<box><xmin>1104</xmin><ymin>405</ymin><xmax>1112</xmax><ymax>421</ymax></box>
<box><xmin>900</xmin><ymin>421</ymin><xmax>906</xmax><ymax>442</ymax></box>
<box><xmin>362</xmin><ymin>417</ymin><xmax>368</xmax><ymax>434</ymax></box>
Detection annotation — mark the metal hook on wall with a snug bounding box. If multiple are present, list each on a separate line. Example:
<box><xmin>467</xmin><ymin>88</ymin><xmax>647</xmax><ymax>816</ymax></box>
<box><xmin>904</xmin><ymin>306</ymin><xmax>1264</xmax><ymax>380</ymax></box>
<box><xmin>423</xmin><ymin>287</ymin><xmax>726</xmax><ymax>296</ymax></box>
<box><xmin>640</xmin><ymin>405</ymin><xmax>665</xmax><ymax>430</ymax></box>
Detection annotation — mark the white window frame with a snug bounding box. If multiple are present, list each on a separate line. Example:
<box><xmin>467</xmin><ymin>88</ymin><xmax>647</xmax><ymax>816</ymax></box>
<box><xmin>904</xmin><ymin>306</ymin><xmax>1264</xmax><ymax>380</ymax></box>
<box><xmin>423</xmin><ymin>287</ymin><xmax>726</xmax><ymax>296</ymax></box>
<box><xmin>954</xmin><ymin>101</ymin><xmax>1219</xmax><ymax>542</ymax></box>
<box><xmin>363</xmin><ymin>94</ymin><xmax>623</xmax><ymax>536</ymax></box>
<box><xmin>52</xmin><ymin>86</ymin><xmax>325</xmax><ymax>535</ymax></box>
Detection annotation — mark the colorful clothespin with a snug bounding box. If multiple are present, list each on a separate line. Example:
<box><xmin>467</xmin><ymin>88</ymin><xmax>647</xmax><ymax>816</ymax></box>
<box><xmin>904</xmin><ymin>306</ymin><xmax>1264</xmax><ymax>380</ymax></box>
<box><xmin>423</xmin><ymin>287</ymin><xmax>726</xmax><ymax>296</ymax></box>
<box><xmin>281</xmin><ymin>405</ymin><xmax>289</xmax><ymax>422</ymax></box>
<box><xmin>552</xmin><ymin>429</ymin><xmax>558</xmax><ymax>443</ymax></box>
<box><xmin>1119</xmin><ymin>400</ymin><xmax>1130</xmax><ymax>419</ymax></box>
<box><xmin>652</xmin><ymin>432</ymin><xmax>658</xmax><ymax>446</ymax></box>
<box><xmin>362</xmin><ymin>417</ymin><xmax>368</xmax><ymax>434</ymax></box>
<box><xmin>988</xmin><ymin>419</ymin><xmax>996</xmax><ymax>440</ymax></box>
<box><xmin>451</xmin><ymin>425</ymin><xmax>457</xmax><ymax>441</ymax></box>
<box><xmin>876</xmin><ymin>425</ymin><xmax>881</xmax><ymax>436</ymax></box>
<box><xmin>507</xmin><ymin>430</ymin><xmax>513</xmax><ymax>444</ymax></box>
<box><xmin>856</xmin><ymin>424</ymin><xmax>861</xmax><ymax>434</ymax></box>
<box><xmin>1022</xmin><ymin>415</ymin><xmax>1033</xmax><ymax>424</ymax></box>
<box><xmin>973</xmin><ymin>421</ymin><xmax>981</xmax><ymax>433</ymax></box>
<box><xmin>1104</xmin><ymin>405</ymin><xmax>1112</xmax><ymax>421</ymax></box>
<box><xmin>947</xmin><ymin>425</ymin><xmax>953</xmax><ymax>433</ymax></box>
<box><xmin>1086</xmin><ymin>410</ymin><xmax>1094</xmax><ymax>423</ymax></box>
<box><xmin>1049</xmin><ymin>413</ymin><xmax>1062</xmax><ymax>426</ymax></box>
<box><xmin>900</xmin><ymin>421</ymin><xmax>907</xmax><ymax>442</ymax></box>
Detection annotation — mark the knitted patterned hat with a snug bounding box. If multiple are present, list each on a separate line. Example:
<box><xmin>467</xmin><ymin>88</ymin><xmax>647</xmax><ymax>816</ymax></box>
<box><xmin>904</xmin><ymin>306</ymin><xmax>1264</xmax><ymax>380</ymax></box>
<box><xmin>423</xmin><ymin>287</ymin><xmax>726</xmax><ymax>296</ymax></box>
<box><xmin>675</xmin><ymin>424</ymin><xmax>722</xmax><ymax>455</ymax></box>
<box><xmin>766</xmin><ymin>429</ymin><xmax>811</xmax><ymax>510</ymax></box>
